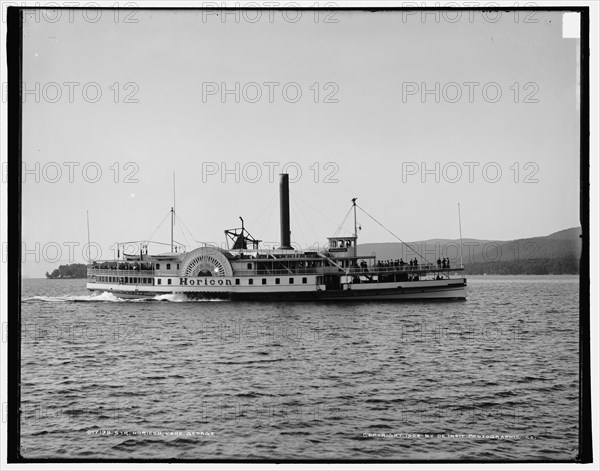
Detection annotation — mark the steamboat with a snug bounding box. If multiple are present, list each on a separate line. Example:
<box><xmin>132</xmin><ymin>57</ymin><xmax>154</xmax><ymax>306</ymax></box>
<box><xmin>86</xmin><ymin>174</ymin><xmax>467</xmax><ymax>301</ymax></box>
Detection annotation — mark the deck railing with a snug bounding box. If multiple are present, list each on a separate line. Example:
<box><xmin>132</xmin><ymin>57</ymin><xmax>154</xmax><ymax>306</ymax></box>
<box><xmin>87</xmin><ymin>269</ymin><xmax>155</xmax><ymax>277</ymax></box>
<box><xmin>87</xmin><ymin>264</ymin><xmax>461</xmax><ymax>278</ymax></box>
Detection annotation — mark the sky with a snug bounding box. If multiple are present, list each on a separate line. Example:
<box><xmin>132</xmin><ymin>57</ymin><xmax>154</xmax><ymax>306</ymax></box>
<box><xmin>18</xmin><ymin>8</ymin><xmax>582</xmax><ymax>277</ymax></box>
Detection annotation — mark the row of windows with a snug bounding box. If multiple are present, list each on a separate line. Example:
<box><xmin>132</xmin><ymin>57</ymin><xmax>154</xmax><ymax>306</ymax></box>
<box><xmin>93</xmin><ymin>276</ymin><xmax>309</xmax><ymax>286</ymax></box>
<box><xmin>242</xmin><ymin>277</ymin><xmax>308</xmax><ymax>285</ymax></box>
<box><xmin>155</xmin><ymin>263</ymin><xmax>180</xmax><ymax>270</ymax></box>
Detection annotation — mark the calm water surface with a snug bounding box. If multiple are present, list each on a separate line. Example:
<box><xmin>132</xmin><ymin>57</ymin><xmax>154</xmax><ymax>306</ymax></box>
<box><xmin>19</xmin><ymin>275</ymin><xmax>580</xmax><ymax>460</ymax></box>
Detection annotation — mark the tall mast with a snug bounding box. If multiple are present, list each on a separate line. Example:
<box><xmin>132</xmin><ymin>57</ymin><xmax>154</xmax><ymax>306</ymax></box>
<box><xmin>458</xmin><ymin>203</ymin><xmax>464</xmax><ymax>268</ymax></box>
<box><xmin>171</xmin><ymin>172</ymin><xmax>176</xmax><ymax>252</ymax></box>
<box><xmin>352</xmin><ymin>198</ymin><xmax>358</xmax><ymax>258</ymax></box>
<box><xmin>86</xmin><ymin>210</ymin><xmax>91</xmax><ymax>262</ymax></box>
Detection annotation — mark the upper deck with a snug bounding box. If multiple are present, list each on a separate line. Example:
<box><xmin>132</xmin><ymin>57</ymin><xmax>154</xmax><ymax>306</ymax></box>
<box><xmin>87</xmin><ymin>249</ymin><xmax>462</xmax><ymax>279</ymax></box>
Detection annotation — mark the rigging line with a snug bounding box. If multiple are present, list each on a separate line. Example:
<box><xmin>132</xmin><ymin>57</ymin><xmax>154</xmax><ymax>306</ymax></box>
<box><xmin>173</xmin><ymin>214</ymin><xmax>191</xmax><ymax>249</ymax></box>
<box><xmin>290</xmin><ymin>189</ymin><xmax>341</xmax><ymax>228</ymax></box>
<box><xmin>333</xmin><ymin>205</ymin><xmax>353</xmax><ymax>238</ymax></box>
<box><xmin>290</xmin><ymin>197</ymin><xmax>309</xmax><ymax>249</ymax></box>
<box><xmin>258</xmin><ymin>197</ymin><xmax>278</xmax><ymax>241</ymax></box>
<box><xmin>290</xmin><ymin>197</ymin><xmax>307</xmax><ymax>245</ymax></box>
<box><xmin>356</xmin><ymin>204</ymin><xmax>430</xmax><ymax>263</ymax></box>
<box><xmin>145</xmin><ymin>209</ymin><xmax>173</xmax><ymax>243</ymax></box>
<box><xmin>249</xmin><ymin>193</ymin><xmax>277</xmax><ymax>229</ymax></box>
<box><xmin>177</xmin><ymin>219</ymin><xmax>217</xmax><ymax>249</ymax></box>
<box><xmin>292</xmin><ymin>196</ymin><xmax>328</xmax><ymax>249</ymax></box>
<box><xmin>174</xmin><ymin>213</ymin><xmax>197</xmax><ymax>248</ymax></box>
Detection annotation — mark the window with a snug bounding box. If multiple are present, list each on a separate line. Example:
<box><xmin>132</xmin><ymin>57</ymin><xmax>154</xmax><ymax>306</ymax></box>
<box><xmin>177</xmin><ymin>264</ymin><xmax>180</xmax><ymax>270</ymax></box>
<box><xmin>289</xmin><ymin>278</ymin><xmax>294</xmax><ymax>284</ymax></box>
<box><xmin>168</xmin><ymin>279</ymin><xmax>172</xmax><ymax>285</ymax></box>
<box><xmin>249</xmin><ymin>279</ymin><xmax>254</xmax><ymax>285</ymax></box>
<box><xmin>302</xmin><ymin>277</ymin><xmax>307</xmax><ymax>284</ymax></box>
<box><xmin>158</xmin><ymin>279</ymin><xmax>162</xmax><ymax>285</ymax></box>
<box><xmin>262</xmin><ymin>279</ymin><xmax>267</xmax><ymax>285</ymax></box>
<box><xmin>156</xmin><ymin>263</ymin><xmax>160</xmax><ymax>269</ymax></box>
<box><xmin>247</xmin><ymin>263</ymin><xmax>252</xmax><ymax>270</ymax></box>
<box><xmin>130</xmin><ymin>277</ymin><xmax>134</xmax><ymax>283</ymax></box>
<box><xmin>235</xmin><ymin>279</ymin><xmax>240</xmax><ymax>285</ymax></box>
<box><xmin>167</xmin><ymin>263</ymin><xmax>171</xmax><ymax>270</ymax></box>
<box><xmin>275</xmin><ymin>278</ymin><xmax>280</xmax><ymax>285</ymax></box>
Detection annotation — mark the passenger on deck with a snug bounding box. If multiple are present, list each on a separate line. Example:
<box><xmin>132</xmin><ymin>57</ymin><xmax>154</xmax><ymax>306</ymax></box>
<box><xmin>437</xmin><ymin>258</ymin><xmax>441</xmax><ymax>268</ymax></box>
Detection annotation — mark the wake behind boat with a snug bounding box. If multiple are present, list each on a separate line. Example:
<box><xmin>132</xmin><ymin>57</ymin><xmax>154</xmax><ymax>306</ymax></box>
<box><xmin>86</xmin><ymin>174</ymin><xmax>467</xmax><ymax>301</ymax></box>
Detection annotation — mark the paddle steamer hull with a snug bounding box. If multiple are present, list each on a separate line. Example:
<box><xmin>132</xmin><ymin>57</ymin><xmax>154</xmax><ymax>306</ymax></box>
<box><xmin>87</xmin><ymin>278</ymin><xmax>467</xmax><ymax>301</ymax></box>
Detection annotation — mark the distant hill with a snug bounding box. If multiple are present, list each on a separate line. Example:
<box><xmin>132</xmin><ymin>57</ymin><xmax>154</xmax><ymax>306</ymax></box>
<box><xmin>358</xmin><ymin>227</ymin><xmax>582</xmax><ymax>275</ymax></box>
<box><xmin>45</xmin><ymin>263</ymin><xmax>88</xmax><ymax>279</ymax></box>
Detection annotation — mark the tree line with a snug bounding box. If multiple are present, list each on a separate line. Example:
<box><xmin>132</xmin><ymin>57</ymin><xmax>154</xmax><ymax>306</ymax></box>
<box><xmin>45</xmin><ymin>264</ymin><xmax>88</xmax><ymax>279</ymax></box>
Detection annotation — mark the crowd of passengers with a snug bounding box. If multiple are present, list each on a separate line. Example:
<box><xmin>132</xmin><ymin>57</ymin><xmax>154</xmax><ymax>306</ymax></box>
<box><xmin>89</xmin><ymin>261</ymin><xmax>154</xmax><ymax>271</ymax></box>
<box><xmin>374</xmin><ymin>257</ymin><xmax>452</xmax><ymax>269</ymax></box>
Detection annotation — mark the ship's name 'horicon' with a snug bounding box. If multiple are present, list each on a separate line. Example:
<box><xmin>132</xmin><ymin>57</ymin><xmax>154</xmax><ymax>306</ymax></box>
<box><xmin>179</xmin><ymin>278</ymin><xmax>233</xmax><ymax>286</ymax></box>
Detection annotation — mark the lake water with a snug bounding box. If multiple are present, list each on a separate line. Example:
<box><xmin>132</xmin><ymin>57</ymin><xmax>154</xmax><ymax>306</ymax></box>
<box><xmin>19</xmin><ymin>275</ymin><xmax>580</xmax><ymax>461</ymax></box>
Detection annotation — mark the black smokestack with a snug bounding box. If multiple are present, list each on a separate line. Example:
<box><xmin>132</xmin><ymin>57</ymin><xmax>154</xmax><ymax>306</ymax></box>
<box><xmin>279</xmin><ymin>173</ymin><xmax>292</xmax><ymax>250</ymax></box>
